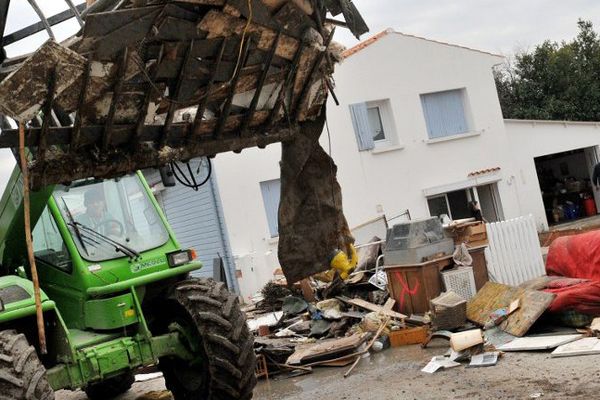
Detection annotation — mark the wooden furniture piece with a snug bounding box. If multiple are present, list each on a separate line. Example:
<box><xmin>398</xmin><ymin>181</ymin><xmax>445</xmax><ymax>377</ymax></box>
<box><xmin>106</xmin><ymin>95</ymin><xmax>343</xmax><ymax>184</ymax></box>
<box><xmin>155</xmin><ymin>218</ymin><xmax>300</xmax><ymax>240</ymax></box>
<box><xmin>385</xmin><ymin>246</ymin><xmax>489</xmax><ymax>315</ymax></box>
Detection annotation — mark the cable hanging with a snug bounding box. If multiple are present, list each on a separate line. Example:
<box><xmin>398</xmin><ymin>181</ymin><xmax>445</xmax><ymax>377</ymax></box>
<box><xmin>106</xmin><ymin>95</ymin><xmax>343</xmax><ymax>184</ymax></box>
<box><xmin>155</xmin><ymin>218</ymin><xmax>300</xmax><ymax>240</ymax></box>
<box><xmin>170</xmin><ymin>157</ymin><xmax>212</xmax><ymax>191</ymax></box>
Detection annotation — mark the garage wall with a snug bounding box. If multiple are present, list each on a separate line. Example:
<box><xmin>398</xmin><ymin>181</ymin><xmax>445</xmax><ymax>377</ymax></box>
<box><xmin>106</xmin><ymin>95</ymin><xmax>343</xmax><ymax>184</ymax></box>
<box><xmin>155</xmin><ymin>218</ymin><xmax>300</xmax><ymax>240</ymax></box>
<box><xmin>505</xmin><ymin>120</ymin><xmax>600</xmax><ymax>230</ymax></box>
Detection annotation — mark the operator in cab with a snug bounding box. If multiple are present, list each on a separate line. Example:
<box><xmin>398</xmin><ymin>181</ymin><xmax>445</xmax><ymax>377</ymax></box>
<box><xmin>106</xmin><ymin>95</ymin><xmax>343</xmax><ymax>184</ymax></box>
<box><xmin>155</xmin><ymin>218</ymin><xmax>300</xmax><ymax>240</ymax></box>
<box><xmin>78</xmin><ymin>188</ymin><xmax>121</xmax><ymax>237</ymax></box>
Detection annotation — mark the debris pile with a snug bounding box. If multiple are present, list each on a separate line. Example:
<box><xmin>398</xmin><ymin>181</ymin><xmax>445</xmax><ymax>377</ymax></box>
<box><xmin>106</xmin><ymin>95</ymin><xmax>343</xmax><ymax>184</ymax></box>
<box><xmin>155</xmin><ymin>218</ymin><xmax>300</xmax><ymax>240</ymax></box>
<box><xmin>247</xmin><ymin>223</ymin><xmax>600</xmax><ymax>381</ymax></box>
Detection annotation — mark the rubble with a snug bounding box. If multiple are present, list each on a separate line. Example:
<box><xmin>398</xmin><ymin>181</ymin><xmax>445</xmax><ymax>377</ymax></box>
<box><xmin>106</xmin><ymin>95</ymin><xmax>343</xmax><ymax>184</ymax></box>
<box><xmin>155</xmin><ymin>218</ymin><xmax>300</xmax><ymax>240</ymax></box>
<box><xmin>247</xmin><ymin>224</ymin><xmax>600</xmax><ymax>382</ymax></box>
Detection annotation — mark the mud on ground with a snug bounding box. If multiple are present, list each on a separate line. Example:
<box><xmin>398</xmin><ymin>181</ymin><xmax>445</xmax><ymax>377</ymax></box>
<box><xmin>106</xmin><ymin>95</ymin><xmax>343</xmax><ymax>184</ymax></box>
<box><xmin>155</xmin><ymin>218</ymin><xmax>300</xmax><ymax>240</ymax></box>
<box><xmin>56</xmin><ymin>338</ymin><xmax>600</xmax><ymax>400</ymax></box>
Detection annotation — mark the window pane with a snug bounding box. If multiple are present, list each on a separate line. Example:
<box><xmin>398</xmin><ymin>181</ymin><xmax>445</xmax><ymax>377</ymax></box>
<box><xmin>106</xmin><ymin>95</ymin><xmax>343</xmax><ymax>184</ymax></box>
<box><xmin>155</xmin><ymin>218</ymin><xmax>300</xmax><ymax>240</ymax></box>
<box><xmin>428</xmin><ymin>196</ymin><xmax>450</xmax><ymax>218</ymax></box>
<box><xmin>33</xmin><ymin>207</ymin><xmax>72</xmax><ymax>273</ymax></box>
<box><xmin>367</xmin><ymin>107</ymin><xmax>386</xmax><ymax>141</ymax></box>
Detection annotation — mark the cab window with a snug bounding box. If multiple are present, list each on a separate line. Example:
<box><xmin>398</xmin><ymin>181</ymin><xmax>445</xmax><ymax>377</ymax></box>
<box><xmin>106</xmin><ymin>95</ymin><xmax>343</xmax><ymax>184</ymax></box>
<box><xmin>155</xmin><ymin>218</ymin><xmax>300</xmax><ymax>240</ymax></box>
<box><xmin>32</xmin><ymin>206</ymin><xmax>72</xmax><ymax>273</ymax></box>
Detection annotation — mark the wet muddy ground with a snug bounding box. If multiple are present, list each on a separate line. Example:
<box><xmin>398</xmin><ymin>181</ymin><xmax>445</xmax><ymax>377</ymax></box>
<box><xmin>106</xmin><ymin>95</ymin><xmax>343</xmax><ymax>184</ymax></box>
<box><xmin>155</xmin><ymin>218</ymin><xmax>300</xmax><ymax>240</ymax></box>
<box><xmin>56</xmin><ymin>338</ymin><xmax>600</xmax><ymax>400</ymax></box>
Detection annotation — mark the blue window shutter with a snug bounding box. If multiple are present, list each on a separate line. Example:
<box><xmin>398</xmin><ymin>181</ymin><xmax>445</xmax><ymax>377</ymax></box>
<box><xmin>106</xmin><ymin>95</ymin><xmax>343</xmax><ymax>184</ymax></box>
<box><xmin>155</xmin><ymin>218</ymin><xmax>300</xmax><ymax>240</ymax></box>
<box><xmin>421</xmin><ymin>90</ymin><xmax>468</xmax><ymax>139</ymax></box>
<box><xmin>260</xmin><ymin>179</ymin><xmax>281</xmax><ymax>237</ymax></box>
<box><xmin>349</xmin><ymin>102</ymin><xmax>375</xmax><ymax>151</ymax></box>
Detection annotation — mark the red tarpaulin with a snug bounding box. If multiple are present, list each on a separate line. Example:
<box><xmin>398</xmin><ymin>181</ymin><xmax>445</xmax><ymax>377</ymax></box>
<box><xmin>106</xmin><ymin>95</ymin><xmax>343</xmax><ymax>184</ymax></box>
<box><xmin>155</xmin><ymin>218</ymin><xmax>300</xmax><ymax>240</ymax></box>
<box><xmin>544</xmin><ymin>231</ymin><xmax>600</xmax><ymax>315</ymax></box>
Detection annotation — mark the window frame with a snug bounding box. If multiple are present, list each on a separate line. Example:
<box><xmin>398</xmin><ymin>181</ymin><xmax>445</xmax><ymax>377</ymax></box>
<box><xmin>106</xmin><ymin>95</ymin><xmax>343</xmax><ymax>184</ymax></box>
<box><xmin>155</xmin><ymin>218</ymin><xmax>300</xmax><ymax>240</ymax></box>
<box><xmin>367</xmin><ymin>100</ymin><xmax>398</xmax><ymax>149</ymax></box>
<box><xmin>427</xmin><ymin>194</ymin><xmax>452</xmax><ymax>220</ymax></box>
<box><xmin>349</xmin><ymin>99</ymin><xmax>399</xmax><ymax>152</ymax></box>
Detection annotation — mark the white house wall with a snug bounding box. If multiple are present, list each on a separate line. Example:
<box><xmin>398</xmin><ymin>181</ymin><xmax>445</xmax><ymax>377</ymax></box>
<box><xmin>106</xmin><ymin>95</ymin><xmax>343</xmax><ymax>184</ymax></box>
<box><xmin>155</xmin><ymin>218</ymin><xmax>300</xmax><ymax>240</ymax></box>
<box><xmin>505</xmin><ymin>120</ymin><xmax>600</xmax><ymax>230</ymax></box>
<box><xmin>212</xmin><ymin>32</ymin><xmax>600</xmax><ymax>300</ymax></box>
<box><xmin>213</xmin><ymin>145</ymin><xmax>282</xmax><ymax>301</ymax></box>
<box><xmin>323</xmin><ymin>33</ymin><xmax>523</xmax><ymax>228</ymax></box>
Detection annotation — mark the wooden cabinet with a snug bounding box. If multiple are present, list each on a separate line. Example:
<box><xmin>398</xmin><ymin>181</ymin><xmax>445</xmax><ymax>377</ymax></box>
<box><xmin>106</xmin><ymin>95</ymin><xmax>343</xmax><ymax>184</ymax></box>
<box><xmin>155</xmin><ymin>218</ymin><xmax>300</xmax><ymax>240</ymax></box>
<box><xmin>385</xmin><ymin>246</ymin><xmax>489</xmax><ymax>315</ymax></box>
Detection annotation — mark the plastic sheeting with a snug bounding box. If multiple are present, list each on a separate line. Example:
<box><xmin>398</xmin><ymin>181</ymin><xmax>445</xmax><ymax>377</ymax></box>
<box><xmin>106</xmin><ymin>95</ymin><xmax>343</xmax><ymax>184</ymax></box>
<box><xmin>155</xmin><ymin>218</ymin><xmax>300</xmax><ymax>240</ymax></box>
<box><xmin>278</xmin><ymin>112</ymin><xmax>354</xmax><ymax>284</ymax></box>
<box><xmin>544</xmin><ymin>231</ymin><xmax>600</xmax><ymax>315</ymax></box>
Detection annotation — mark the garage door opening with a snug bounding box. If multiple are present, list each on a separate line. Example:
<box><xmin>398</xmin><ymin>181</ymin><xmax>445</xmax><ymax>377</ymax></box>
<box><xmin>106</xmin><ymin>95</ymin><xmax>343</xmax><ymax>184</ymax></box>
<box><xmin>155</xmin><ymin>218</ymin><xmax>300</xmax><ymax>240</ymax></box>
<box><xmin>534</xmin><ymin>147</ymin><xmax>600</xmax><ymax>226</ymax></box>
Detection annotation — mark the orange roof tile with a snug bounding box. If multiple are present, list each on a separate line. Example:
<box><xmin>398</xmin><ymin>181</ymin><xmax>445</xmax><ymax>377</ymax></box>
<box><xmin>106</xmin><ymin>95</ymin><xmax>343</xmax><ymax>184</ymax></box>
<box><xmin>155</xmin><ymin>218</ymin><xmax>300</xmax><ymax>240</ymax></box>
<box><xmin>468</xmin><ymin>167</ymin><xmax>502</xmax><ymax>178</ymax></box>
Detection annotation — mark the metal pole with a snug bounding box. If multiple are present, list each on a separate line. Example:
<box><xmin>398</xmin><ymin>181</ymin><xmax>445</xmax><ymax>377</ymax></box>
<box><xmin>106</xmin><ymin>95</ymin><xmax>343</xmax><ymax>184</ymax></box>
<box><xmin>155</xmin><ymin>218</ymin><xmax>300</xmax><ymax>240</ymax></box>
<box><xmin>26</xmin><ymin>0</ymin><xmax>55</xmax><ymax>40</ymax></box>
<box><xmin>64</xmin><ymin>0</ymin><xmax>83</xmax><ymax>27</ymax></box>
<box><xmin>19</xmin><ymin>122</ymin><xmax>47</xmax><ymax>354</ymax></box>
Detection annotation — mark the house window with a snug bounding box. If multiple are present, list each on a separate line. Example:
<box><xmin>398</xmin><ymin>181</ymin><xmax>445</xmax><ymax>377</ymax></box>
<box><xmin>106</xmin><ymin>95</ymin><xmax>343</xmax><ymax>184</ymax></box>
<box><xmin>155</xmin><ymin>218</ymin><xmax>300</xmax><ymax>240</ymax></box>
<box><xmin>349</xmin><ymin>100</ymin><xmax>396</xmax><ymax>151</ymax></box>
<box><xmin>420</xmin><ymin>89</ymin><xmax>470</xmax><ymax>139</ymax></box>
<box><xmin>260</xmin><ymin>179</ymin><xmax>281</xmax><ymax>238</ymax></box>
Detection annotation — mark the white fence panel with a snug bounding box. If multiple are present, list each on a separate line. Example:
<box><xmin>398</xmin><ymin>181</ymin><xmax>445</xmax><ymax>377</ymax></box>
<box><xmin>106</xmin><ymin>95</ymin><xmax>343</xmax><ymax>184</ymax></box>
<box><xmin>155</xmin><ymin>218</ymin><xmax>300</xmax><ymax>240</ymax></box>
<box><xmin>484</xmin><ymin>215</ymin><xmax>546</xmax><ymax>286</ymax></box>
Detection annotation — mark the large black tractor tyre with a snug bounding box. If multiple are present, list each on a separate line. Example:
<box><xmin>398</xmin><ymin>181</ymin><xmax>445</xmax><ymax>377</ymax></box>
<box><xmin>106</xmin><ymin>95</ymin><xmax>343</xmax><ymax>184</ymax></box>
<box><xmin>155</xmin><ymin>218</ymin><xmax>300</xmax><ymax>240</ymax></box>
<box><xmin>84</xmin><ymin>372</ymin><xmax>134</xmax><ymax>400</ymax></box>
<box><xmin>0</xmin><ymin>330</ymin><xmax>54</xmax><ymax>400</ymax></box>
<box><xmin>159</xmin><ymin>278</ymin><xmax>257</xmax><ymax>400</ymax></box>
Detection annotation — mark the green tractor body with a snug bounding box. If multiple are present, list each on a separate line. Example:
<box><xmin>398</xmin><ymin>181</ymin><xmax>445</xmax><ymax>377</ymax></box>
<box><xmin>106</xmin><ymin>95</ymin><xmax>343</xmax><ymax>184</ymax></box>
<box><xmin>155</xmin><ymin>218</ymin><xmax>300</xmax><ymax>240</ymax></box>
<box><xmin>0</xmin><ymin>167</ymin><xmax>255</xmax><ymax>399</ymax></box>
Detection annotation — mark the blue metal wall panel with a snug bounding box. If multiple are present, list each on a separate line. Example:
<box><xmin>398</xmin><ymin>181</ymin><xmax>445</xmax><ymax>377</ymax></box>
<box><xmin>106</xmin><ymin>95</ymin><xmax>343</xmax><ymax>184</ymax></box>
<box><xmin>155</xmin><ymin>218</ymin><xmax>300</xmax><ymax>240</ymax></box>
<box><xmin>143</xmin><ymin>168</ymin><xmax>239</xmax><ymax>293</ymax></box>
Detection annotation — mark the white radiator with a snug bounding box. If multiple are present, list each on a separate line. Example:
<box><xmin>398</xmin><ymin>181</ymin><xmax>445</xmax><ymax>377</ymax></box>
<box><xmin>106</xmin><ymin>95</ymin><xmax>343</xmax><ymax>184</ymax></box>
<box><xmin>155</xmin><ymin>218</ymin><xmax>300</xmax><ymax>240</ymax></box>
<box><xmin>484</xmin><ymin>215</ymin><xmax>545</xmax><ymax>286</ymax></box>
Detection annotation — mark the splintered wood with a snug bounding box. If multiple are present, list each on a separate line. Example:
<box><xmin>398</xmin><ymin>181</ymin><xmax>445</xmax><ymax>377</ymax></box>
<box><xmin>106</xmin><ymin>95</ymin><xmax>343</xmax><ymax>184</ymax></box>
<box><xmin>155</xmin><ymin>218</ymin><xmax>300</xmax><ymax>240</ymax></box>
<box><xmin>286</xmin><ymin>334</ymin><xmax>368</xmax><ymax>365</ymax></box>
<box><xmin>466</xmin><ymin>282</ymin><xmax>555</xmax><ymax>337</ymax></box>
<box><xmin>0</xmin><ymin>0</ymin><xmax>364</xmax><ymax>188</ymax></box>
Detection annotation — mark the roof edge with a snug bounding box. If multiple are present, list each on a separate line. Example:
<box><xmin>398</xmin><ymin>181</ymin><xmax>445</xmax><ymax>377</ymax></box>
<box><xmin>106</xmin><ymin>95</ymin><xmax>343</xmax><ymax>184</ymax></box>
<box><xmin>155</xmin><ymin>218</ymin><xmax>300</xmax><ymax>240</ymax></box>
<box><xmin>343</xmin><ymin>28</ymin><xmax>505</xmax><ymax>59</ymax></box>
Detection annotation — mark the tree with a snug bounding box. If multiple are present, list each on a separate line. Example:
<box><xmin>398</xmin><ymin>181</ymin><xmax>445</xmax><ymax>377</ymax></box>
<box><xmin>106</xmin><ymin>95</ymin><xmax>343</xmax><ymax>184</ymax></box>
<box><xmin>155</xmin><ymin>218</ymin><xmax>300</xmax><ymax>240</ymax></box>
<box><xmin>495</xmin><ymin>20</ymin><xmax>600</xmax><ymax>121</ymax></box>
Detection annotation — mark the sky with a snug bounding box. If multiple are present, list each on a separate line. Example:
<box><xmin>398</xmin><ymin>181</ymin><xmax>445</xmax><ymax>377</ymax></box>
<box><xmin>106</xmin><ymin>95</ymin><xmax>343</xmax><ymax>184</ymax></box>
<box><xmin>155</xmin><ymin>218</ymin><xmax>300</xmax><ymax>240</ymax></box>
<box><xmin>335</xmin><ymin>0</ymin><xmax>600</xmax><ymax>55</ymax></box>
<box><xmin>0</xmin><ymin>0</ymin><xmax>598</xmax><ymax>187</ymax></box>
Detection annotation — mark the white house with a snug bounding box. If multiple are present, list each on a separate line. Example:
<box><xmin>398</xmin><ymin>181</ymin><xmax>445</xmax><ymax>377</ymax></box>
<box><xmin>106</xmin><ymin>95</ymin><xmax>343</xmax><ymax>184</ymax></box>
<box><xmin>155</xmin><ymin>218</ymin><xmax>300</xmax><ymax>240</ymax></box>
<box><xmin>209</xmin><ymin>29</ymin><xmax>600</xmax><ymax>300</ymax></box>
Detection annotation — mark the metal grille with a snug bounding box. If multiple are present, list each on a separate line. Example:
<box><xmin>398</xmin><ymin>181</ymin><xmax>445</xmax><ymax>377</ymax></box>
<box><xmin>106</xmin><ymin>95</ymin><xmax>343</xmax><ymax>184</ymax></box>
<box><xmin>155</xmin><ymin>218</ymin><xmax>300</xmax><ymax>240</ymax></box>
<box><xmin>441</xmin><ymin>267</ymin><xmax>477</xmax><ymax>300</ymax></box>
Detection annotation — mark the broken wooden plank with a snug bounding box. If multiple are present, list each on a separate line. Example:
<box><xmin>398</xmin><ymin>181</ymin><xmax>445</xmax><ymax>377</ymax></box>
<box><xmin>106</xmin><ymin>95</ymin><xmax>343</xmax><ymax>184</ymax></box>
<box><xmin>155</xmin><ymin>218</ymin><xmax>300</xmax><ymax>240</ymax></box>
<box><xmin>0</xmin><ymin>40</ymin><xmax>86</xmax><ymax>121</ymax></box>
<box><xmin>214</xmin><ymin>35</ymin><xmax>253</xmax><ymax>139</ymax></box>
<box><xmin>240</xmin><ymin>30</ymin><xmax>280</xmax><ymax>135</ymax></box>
<box><xmin>71</xmin><ymin>61</ymin><xmax>92</xmax><ymax>151</ymax></box>
<box><xmin>466</xmin><ymin>282</ymin><xmax>555</xmax><ymax>337</ymax></box>
<box><xmin>154</xmin><ymin>16</ymin><xmax>206</xmax><ymax>41</ymax></box>
<box><xmin>273</xmin><ymin>1</ymin><xmax>317</xmax><ymax>38</ymax></box>
<box><xmin>191</xmin><ymin>37</ymin><xmax>228</xmax><ymax>140</ymax></box>
<box><xmin>339</xmin><ymin>297</ymin><xmax>407</xmax><ymax>320</ymax></box>
<box><xmin>80</xmin><ymin>7</ymin><xmax>162</xmax><ymax>59</ymax></box>
<box><xmin>294</xmin><ymin>27</ymin><xmax>334</xmax><ymax>118</ymax></box>
<box><xmin>286</xmin><ymin>334</ymin><xmax>368</xmax><ymax>365</ymax></box>
<box><xmin>37</xmin><ymin>68</ymin><xmax>58</xmax><ymax>164</ymax></box>
<box><xmin>198</xmin><ymin>10</ymin><xmax>302</xmax><ymax>61</ymax></box>
<box><xmin>103</xmin><ymin>49</ymin><xmax>129</xmax><ymax>150</ymax></box>
<box><xmin>262</xmin><ymin>0</ymin><xmax>314</xmax><ymax>15</ymax></box>
<box><xmin>225</xmin><ymin>0</ymin><xmax>278</xmax><ymax>29</ymax></box>
<box><xmin>162</xmin><ymin>41</ymin><xmax>195</xmax><ymax>146</ymax></box>
<box><xmin>267</xmin><ymin>39</ymin><xmax>305</xmax><ymax>126</ymax></box>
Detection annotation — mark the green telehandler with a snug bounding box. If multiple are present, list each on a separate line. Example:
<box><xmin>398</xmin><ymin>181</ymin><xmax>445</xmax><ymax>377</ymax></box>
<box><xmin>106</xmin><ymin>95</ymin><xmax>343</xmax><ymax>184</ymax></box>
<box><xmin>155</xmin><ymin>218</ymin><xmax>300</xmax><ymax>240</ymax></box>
<box><xmin>0</xmin><ymin>166</ymin><xmax>256</xmax><ymax>399</ymax></box>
